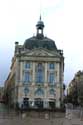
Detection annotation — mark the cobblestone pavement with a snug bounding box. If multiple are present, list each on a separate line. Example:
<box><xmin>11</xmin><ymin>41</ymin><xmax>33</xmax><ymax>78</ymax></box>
<box><xmin>0</xmin><ymin>115</ymin><xmax>83</xmax><ymax>125</ymax></box>
<box><xmin>0</xmin><ymin>103</ymin><xmax>83</xmax><ymax>125</ymax></box>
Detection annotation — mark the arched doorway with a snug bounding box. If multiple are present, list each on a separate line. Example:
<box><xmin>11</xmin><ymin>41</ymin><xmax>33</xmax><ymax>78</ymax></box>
<box><xmin>34</xmin><ymin>98</ymin><xmax>43</xmax><ymax>109</ymax></box>
<box><xmin>23</xmin><ymin>98</ymin><xmax>29</xmax><ymax>109</ymax></box>
<box><xmin>49</xmin><ymin>99</ymin><xmax>56</xmax><ymax>109</ymax></box>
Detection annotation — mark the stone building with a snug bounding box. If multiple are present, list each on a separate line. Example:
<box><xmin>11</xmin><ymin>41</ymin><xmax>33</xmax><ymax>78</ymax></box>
<box><xmin>67</xmin><ymin>71</ymin><xmax>83</xmax><ymax>105</ymax></box>
<box><xmin>4</xmin><ymin>17</ymin><xmax>64</xmax><ymax>109</ymax></box>
<box><xmin>0</xmin><ymin>87</ymin><xmax>4</xmax><ymax>102</ymax></box>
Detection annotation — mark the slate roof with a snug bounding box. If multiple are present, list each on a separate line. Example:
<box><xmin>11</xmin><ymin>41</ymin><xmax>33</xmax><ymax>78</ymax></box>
<box><xmin>24</xmin><ymin>35</ymin><xmax>57</xmax><ymax>51</ymax></box>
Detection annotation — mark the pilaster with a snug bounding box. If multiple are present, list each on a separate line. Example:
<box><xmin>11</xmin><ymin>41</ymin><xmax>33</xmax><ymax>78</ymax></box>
<box><xmin>56</xmin><ymin>84</ymin><xmax>60</xmax><ymax>108</ymax></box>
<box><xmin>45</xmin><ymin>62</ymin><xmax>48</xmax><ymax>84</ymax></box>
<box><xmin>32</xmin><ymin>62</ymin><xmax>35</xmax><ymax>85</ymax></box>
<box><xmin>20</xmin><ymin>61</ymin><xmax>23</xmax><ymax>85</ymax></box>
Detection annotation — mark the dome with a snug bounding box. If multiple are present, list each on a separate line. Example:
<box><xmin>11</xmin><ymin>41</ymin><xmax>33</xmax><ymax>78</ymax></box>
<box><xmin>24</xmin><ymin>36</ymin><xmax>57</xmax><ymax>50</ymax></box>
<box><xmin>36</xmin><ymin>20</ymin><xmax>44</xmax><ymax>29</ymax></box>
<box><xmin>23</xmin><ymin>17</ymin><xmax>57</xmax><ymax>51</ymax></box>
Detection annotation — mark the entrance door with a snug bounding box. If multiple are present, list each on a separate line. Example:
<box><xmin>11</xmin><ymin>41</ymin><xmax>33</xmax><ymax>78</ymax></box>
<box><xmin>49</xmin><ymin>101</ymin><xmax>55</xmax><ymax>109</ymax></box>
<box><xmin>35</xmin><ymin>98</ymin><xmax>43</xmax><ymax>109</ymax></box>
<box><xmin>23</xmin><ymin>98</ymin><xmax>29</xmax><ymax>109</ymax></box>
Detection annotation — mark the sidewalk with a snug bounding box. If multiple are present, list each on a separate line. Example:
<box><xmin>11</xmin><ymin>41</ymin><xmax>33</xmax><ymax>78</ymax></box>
<box><xmin>0</xmin><ymin>117</ymin><xmax>83</xmax><ymax>125</ymax></box>
<box><xmin>63</xmin><ymin>117</ymin><xmax>83</xmax><ymax>125</ymax></box>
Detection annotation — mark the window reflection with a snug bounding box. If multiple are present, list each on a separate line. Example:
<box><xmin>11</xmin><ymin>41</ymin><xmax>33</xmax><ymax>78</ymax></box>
<box><xmin>36</xmin><ymin>63</ymin><xmax>44</xmax><ymax>83</ymax></box>
<box><xmin>48</xmin><ymin>72</ymin><xmax>55</xmax><ymax>84</ymax></box>
<box><xmin>49</xmin><ymin>63</ymin><xmax>55</xmax><ymax>69</ymax></box>
<box><xmin>25</xmin><ymin>62</ymin><xmax>30</xmax><ymax>69</ymax></box>
<box><xmin>24</xmin><ymin>72</ymin><xmax>31</xmax><ymax>83</ymax></box>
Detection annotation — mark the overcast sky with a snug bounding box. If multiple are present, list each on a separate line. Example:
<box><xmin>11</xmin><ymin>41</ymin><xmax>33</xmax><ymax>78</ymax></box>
<box><xmin>0</xmin><ymin>0</ymin><xmax>83</xmax><ymax>86</ymax></box>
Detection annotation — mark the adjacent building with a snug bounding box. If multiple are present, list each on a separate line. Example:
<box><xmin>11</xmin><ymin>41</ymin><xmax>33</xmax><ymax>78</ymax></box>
<box><xmin>67</xmin><ymin>70</ymin><xmax>83</xmax><ymax>105</ymax></box>
<box><xmin>4</xmin><ymin>17</ymin><xmax>64</xmax><ymax>109</ymax></box>
<box><xmin>0</xmin><ymin>87</ymin><xmax>4</xmax><ymax>102</ymax></box>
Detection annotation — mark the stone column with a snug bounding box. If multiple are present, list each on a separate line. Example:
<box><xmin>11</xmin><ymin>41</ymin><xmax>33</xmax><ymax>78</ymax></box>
<box><xmin>60</xmin><ymin>61</ymin><xmax>64</xmax><ymax>102</ymax></box>
<box><xmin>43</xmin><ymin>88</ymin><xmax>49</xmax><ymax>108</ymax></box>
<box><xmin>17</xmin><ymin>61</ymin><xmax>23</xmax><ymax>107</ymax></box>
<box><xmin>32</xmin><ymin>62</ymin><xmax>35</xmax><ymax>85</ymax></box>
<box><xmin>43</xmin><ymin>62</ymin><xmax>48</xmax><ymax>108</ymax></box>
<box><xmin>15</xmin><ymin>58</ymin><xmax>20</xmax><ymax>107</ymax></box>
<box><xmin>15</xmin><ymin>58</ymin><xmax>20</xmax><ymax>85</ymax></box>
<box><xmin>56</xmin><ymin>63</ymin><xmax>60</xmax><ymax>83</ymax></box>
<box><xmin>56</xmin><ymin>84</ymin><xmax>61</xmax><ymax>108</ymax></box>
<box><xmin>43</xmin><ymin>99</ymin><xmax>48</xmax><ymax>108</ymax></box>
<box><xmin>31</xmin><ymin>62</ymin><xmax>35</xmax><ymax>107</ymax></box>
<box><xmin>56</xmin><ymin>63</ymin><xmax>60</xmax><ymax>108</ymax></box>
<box><xmin>20</xmin><ymin>61</ymin><xmax>23</xmax><ymax>85</ymax></box>
<box><xmin>45</xmin><ymin>62</ymin><xmax>48</xmax><ymax>84</ymax></box>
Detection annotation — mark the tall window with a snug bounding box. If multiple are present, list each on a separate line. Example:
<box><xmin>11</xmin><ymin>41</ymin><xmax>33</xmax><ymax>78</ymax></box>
<box><xmin>49</xmin><ymin>63</ymin><xmax>55</xmax><ymax>69</ymax></box>
<box><xmin>48</xmin><ymin>72</ymin><xmax>55</xmax><ymax>84</ymax></box>
<box><xmin>25</xmin><ymin>62</ymin><xmax>30</xmax><ymax>69</ymax></box>
<box><xmin>24</xmin><ymin>72</ymin><xmax>31</xmax><ymax>83</ymax></box>
<box><xmin>36</xmin><ymin>63</ymin><xmax>44</xmax><ymax>83</ymax></box>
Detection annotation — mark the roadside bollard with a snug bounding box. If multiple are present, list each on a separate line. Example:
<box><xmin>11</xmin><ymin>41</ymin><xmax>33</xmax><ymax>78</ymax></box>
<box><xmin>45</xmin><ymin>113</ymin><xmax>49</xmax><ymax>119</ymax></box>
<box><xmin>22</xmin><ymin>113</ymin><xmax>26</xmax><ymax>118</ymax></box>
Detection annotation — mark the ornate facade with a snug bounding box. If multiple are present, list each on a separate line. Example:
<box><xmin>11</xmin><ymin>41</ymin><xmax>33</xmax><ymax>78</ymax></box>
<box><xmin>4</xmin><ymin>17</ymin><xmax>64</xmax><ymax>109</ymax></box>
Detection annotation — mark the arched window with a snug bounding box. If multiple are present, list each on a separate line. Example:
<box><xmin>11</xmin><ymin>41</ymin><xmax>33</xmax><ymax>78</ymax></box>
<box><xmin>35</xmin><ymin>88</ymin><xmax>44</xmax><ymax>96</ymax></box>
<box><xmin>50</xmin><ymin>89</ymin><xmax>55</xmax><ymax>95</ymax></box>
<box><xmin>36</xmin><ymin>63</ymin><xmax>44</xmax><ymax>83</ymax></box>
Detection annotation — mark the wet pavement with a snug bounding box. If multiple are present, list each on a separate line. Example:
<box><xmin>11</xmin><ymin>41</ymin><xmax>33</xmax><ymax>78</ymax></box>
<box><xmin>0</xmin><ymin>103</ymin><xmax>83</xmax><ymax>125</ymax></box>
<box><xmin>0</xmin><ymin>117</ymin><xmax>83</xmax><ymax>125</ymax></box>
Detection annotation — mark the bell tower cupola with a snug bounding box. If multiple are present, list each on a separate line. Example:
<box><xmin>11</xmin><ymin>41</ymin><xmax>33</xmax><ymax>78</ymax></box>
<box><xmin>36</xmin><ymin>16</ymin><xmax>44</xmax><ymax>37</ymax></box>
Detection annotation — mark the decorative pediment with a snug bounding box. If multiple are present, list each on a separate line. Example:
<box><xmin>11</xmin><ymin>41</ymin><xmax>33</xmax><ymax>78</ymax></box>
<box><xmin>20</xmin><ymin>48</ymin><xmax>61</xmax><ymax>57</ymax></box>
<box><xmin>28</xmin><ymin>50</ymin><xmax>53</xmax><ymax>56</ymax></box>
